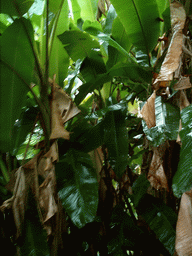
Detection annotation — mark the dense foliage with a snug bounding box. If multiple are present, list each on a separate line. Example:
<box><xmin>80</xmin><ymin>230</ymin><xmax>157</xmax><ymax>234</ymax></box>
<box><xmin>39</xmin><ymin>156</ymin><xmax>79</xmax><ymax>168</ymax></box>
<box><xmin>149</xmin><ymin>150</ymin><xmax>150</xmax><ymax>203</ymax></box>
<box><xmin>0</xmin><ymin>0</ymin><xmax>192</xmax><ymax>255</ymax></box>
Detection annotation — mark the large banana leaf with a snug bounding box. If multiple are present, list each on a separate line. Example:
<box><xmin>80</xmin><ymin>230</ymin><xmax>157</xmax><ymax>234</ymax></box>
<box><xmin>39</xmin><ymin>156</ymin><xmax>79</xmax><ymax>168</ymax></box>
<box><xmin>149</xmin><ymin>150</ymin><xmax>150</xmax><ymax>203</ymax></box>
<box><xmin>55</xmin><ymin>149</ymin><xmax>98</xmax><ymax>228</ymax></box>
<box><xmin>0</xmin><ymin>0</ymin><xmax>34</xmax><ymax>16</ymax></box>
<box><xmin>110</xmin><ymin>0</ymin><xmax>161</xmax><ymax>54</ymax></box>
<box><xmin>0</xmin><ymin>18</ymin><xmax>35</xmax><ymax>152</ymax></box>
<box><xmin>172</xmin><ymin>104</ymin><xmax>192</xmax><ymax>197</ymax></box>
<box><xmin>104</xmin><ymin>104</ymin><xmax>129</xmax><ymax>178</ymax></box>
<box><xmin>76</xmin><ymin>0</ymin><xmax>98</xmax><ymax>22</ymax></box>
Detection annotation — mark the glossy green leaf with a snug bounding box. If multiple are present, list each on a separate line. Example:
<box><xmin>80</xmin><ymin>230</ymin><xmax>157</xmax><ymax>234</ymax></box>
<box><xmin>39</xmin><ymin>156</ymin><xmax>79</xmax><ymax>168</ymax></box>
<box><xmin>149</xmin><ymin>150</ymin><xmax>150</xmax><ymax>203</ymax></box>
<box><xmin>28</xmin><ymin>0</ymin><xmax>45</xmax><ymax>16</ymax></box>
<box><xmin>58</xmin><ymin>30</ymin><xmax>100</xmax><ymax>61</ymax></box>
<box><xmin>104</xmin><ymin>4</ymin><xmax>117</xmax><ymax>35</ymax></box>
<box><xmin>70</xmin><ymin>0</ymin><xmax>81</xmax><ymax>23</ymax></box>
<box><xmin>76</xmin><ymin>0</ymin><xmax>98</xmax><ymax>22</ymax></box>
<box><xmin>110</xmin><ymin>0</ymin><xmax>161</xmax><ymax>54</ymax></box>
<box><xmin>172</xmin><ymin>104</ymin><xmax>192</xmax><ymax>197</ymax></box>
<box><xmin>0</xmin><ymin>18</ymin><xmax>35</xmax><ymax>152</ymax></box>
<box><xmin>104</xmin><ymin>105</ymin><xmax>128</xmax><ymax>178</ymax></box>
<box><xmin>142</xmin><ymin>97</ymin><xmax>180</xmax><ymax>147</ymax></box>
<box><xmin>132</xmin><ymin>174</ymin><xmax>150</xmax><ymax>207</ymax></box>
<box><xmin>0</xmin><ymin>0</ymin><xmax>34</xmax><ymax>16</ymax></box>
<box><xmin>19</xmin><ymin>190</ymin><xmax>50</xmax><ymax>256</ymax></box>
<box><xmin>55</xmin><ymin>149</ymin><xmax>98</xmax><ymax>228</ymax></box>
<box><xmin>49</xmin><ymin>0</ymin><xmax>69</xmax><ymax>86</ymax></box>
<box><xmin>138</xmin><ymin>194</ymin><xmax>177</xmax><ymax>255</ymax></box>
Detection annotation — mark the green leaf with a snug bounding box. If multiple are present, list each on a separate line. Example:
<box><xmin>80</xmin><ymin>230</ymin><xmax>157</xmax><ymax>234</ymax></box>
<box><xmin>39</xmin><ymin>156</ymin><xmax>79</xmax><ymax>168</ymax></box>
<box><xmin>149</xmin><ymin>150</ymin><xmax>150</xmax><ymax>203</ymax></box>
<box><xmin>142</xmin><ymin>97</ymin><xmax>180</xmax><ymax>147</ymax></box>
<box><xmin>0</xmin><ymin>18</ymin><xmax>35</xmax><ymax>152</ymax></box>
<box><xmin>138</xmin><ymin>194</ymin><xmax>177</xmax><ymax>255</ymax></box>
<box><xmin>76</xmin><ymin>0</ymin><xmax>98</xmax><ymax>22</ymax></box>
<box><xmin>75</xmin><ymin>72</ymin><xmax>110</xmax><ymax>105</ymax></box>
<box><xmin>104</xmin><ymin>105</ymin><xmax>129</xmax><ymax>178</ymax></box>
<box><xmin>80</xmin><ymin>49</ymin><xmax>107</xmax><ymax>82</ymax></box>
<box><xmin>172</xmin><ymin>104</ymin><xmax>192</xmax><ymax>197</ymax></box>
<box><xmin>19</xmin><ymin>190</ymin><xmax>50</xmax><ymax>256</ymax></box>
<box><xmin>58</xmin><ymin>30</ymin><xmax>100</xmax><ymax>61</ymax></box>
<box><xmin>103</xmin><ymin>4</ymin><xmax>117</xmax><ymax>35</ymax></box>
<box><xmin>49</xmin><ymin>0</ymin><xmax>70</xmax><ymax>86</ymax></box>
<box><xmin>55</xmin><ymin>149</ymin><xmax>98</xmax><ymax>228</ymax></box>
<box><xmin>12</xmin><ymin>107</ymin><xmax>38</xmax><ymax>155</ymax></box>
<box><xmin>132</xmin><ymin>174</ymin><xmax>150</xmax><ymax>207</ymax></box>
<box><xmin>0</xmin><ymin>0</ymin><xmax>34</xmax><ymax>16</ymax></box>
<box><xmin>84</xmin><ymin>26</ymin><xmax>132</xmax><ymax>61</ymax></box>
<box><xmin>109</xmin><ymin>62</ymin><xmax>152</xmax><ymax>84</ymax></box>
<box><xmin>106</xmin><ymin>17</ymin><xmax>132</xmax><ymax>69</ymax></box>
<box><xmin>110</xmin><ymin>0</ymin><xmax>161</xmax><ymax>54</ymax></box>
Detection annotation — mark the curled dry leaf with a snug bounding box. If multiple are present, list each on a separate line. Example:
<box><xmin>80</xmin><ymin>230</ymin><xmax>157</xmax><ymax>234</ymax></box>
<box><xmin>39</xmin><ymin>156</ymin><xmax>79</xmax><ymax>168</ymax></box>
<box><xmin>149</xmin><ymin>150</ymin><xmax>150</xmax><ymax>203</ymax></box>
<box><xmin>153</xmin><ymin>2</ymin><xmax>186</xmax><ymax>88</ymax></box>
<box><xmin>174</xmin><ymin>76</ymin><xmax>192</xmax><ymax>91</ymax></box>
<box><xmin>50</xmin><ymin>77</ymin><xmax>81</xmax><ymax>140</ymax></box>
<box><xmin>148</xmin><ymin>147</ymin><xmax>168</xmax><ymax>190</ymax></box>
<box><xmin>175</xmin><ymin>188</ymin><xmax>192</xmax><ymax>256</ymax></box>
<box><xmin>140</xmin><ymin>90</ymin><xmax>156</xmax><ymax>128</ymax></box>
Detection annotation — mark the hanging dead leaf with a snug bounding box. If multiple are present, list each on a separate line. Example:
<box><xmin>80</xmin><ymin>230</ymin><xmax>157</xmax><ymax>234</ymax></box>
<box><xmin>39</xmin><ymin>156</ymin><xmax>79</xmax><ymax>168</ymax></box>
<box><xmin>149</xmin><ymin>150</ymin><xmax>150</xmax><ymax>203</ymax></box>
<box><xmin>140</xmin><ymin>90</ymin><xmax>156</xmax><ymax>128</ymax></box>
<box><xmin>174</xmin><ymin>76</ymin><xmax>192</xmax><ymax>90</ymax></box>
<box><xmin>49</xmin><ymin>76</ymin><xmax>81</xmax><ymax>140</ymax></box>
<box><xmin>175</xmin><ymin>188</ymin><xmax>192</xmax><ymax>256</ymax></box>
<box><xmin>89</xmin><ymin>147</ymin><xmax>104</xmax><ymax>182</ymax></box>
<box><xmin>180</xmin><ymin>90</ymin><xmax>190</xmax><ymax>109</ymax></box>
<box><xmin>148</xmin><ymin>148</ymin><xmax>169</xmax><ymax>190</ymax></box>
<box><xmin>153</xmin><ymin>2</ymin><xmax>186</xmax><ymax>87</ymax></box>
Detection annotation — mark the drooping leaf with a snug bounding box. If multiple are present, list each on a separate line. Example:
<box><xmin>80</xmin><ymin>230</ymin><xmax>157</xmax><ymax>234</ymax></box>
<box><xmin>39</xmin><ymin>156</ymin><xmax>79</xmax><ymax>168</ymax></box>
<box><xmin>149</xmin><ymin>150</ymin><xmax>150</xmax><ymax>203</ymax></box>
<box><xmin>103</xmin><ymin>4</ymin><xmax>117</xmax><ymax>35</ymax></box>
<box><xmin>154</xmin><ymin>2</ymin><xmax>186</xmax><ymax>87</ymax></box>
<box><xmin>132</xmin><ymin>174</ymin><xmax>150</xmax><ymax>207</ymax></box>
<box><xmin>80</xmin><ymin>49</ymin><xmax>107</xmax><ymax>82</ymax></box>
<box><xmin>0</xmin><ymin>18</ymin><xmax>35</xmax><ymax>152</ymax></box>
<box><xmin>104</xmin><ymin>104</ymin><xmax>129</xmax><ymax>178</ymax></box>
<box><xmin>172</xmin><ymin>104</ymin><xmax>192</xmax><ymax>197</ymax></box>
<box><xmin>58</xmin><ymin>29</ymin><xmax>100</xmax><ymax>61</ymax></box>
<box><xmin>0</xmin><ymin>0</ymin><xmax>34</xmax><ymax>16</ymax></box>
<box><xmin>55</xmin><ymin>149</ymin><xmax>98</xmax><ymax>228</ymax></box>
<box><xmin>110</xmin><ymin>0</ymin><xmax>161</xmax><ymax>54</ymax></box>
<box><xmin>138</xmin><ymin>194</ymin><xmax>177</xmax><ymax>255</ymax></box>
<box><xmin>19</xmin><ymin>189</ymin><xmax>50</xmax><ymax>256</ymax></box>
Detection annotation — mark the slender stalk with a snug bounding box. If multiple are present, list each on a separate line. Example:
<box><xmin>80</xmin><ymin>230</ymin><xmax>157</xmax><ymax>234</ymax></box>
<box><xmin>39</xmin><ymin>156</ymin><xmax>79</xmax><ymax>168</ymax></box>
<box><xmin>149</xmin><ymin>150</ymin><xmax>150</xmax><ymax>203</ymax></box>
<box><xmin>0</xmin><ymin>155</ymin><xmax>10</xmax><ymax>183</ymax></box>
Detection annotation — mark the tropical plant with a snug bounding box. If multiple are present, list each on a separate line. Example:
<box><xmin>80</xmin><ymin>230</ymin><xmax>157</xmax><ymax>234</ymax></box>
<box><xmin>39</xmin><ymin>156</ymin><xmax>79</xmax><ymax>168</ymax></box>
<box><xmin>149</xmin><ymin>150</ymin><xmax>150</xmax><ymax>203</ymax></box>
<box><xmin>0</xmin><ymin>0</ymin><xmax>192</xmax><ymax>255</ymax></box>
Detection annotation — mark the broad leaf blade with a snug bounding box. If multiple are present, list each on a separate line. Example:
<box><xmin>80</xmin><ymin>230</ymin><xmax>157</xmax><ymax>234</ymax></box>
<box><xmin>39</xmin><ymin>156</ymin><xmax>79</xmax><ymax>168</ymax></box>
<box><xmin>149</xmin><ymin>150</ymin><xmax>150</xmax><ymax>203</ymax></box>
<box><xmin>138</xmin><ymin>194</ymin><xmax>177</xmax><ymax>255</ymax></box>
<box><xmin>76</xmin><ymin>0</ymin><xmax>98</xmax><ymax>22</ymax></box>
<box><xmin>0</xmin><ymin>18</ymin><xmax>35</xmax><ymax>152</ymax></box>
<box><xmin>0</xmin><ymin>0</ymin><xmax>34</xmax><ymax>16</ymax></box>
<box><xmin>110</xmin><ymin>0</ymin><xmax>161</xmax><ymax>54</ymax></box>
<box><xmin>58</xmin><ymin>30</ymin><xmax>100</xmax><ymax>61</ymax></box>
<box><xmin>104</xmin><ymin>105</ymin><xmax>128</xmax><ymax>178</ymax></box>
<box><xmin>173</xmin><ymin>104</ymin><xmax>192</xmax><ymax>197</ymax></box>
<box><xmin>55</xmin><ymin>149</ymin><xmax>98</xmax><ymax>228</ymax></box>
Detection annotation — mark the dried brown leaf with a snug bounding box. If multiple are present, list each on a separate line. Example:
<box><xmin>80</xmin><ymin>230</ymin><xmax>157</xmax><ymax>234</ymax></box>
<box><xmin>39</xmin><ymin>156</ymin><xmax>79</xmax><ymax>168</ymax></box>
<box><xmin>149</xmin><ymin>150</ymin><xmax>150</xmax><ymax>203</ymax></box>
<box><xmin>141</xmin><ymin>90</ymin><xmax>156</xmax><ymax>128</ymax></box>
<box><xmin>50</xmin><ymin>77</ymin><xmax>81</xmax><ymax>140</ymax></box>
<box><xmin>174</xmin><ymin>76</ymin><xmax>192</xmax><ymax>90</ymax></box>
<box><xmin>175</xmin><ymin>188</ymin><xmax>192</xmax><ymax>256</ymax></box>
<box><xmin>180</xmin><ymin>90</ymin><xmax>190</xmax><ymax>109</ymax></box>
<box><xmin>148</xmin><ymin>148</ymin><xmax>169</xmax><ymax>190</ymax></box>
<box><xmin>154</xmin><ymin>2</ymin><xmax>186</xmax><ymax>87</ymax></box>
